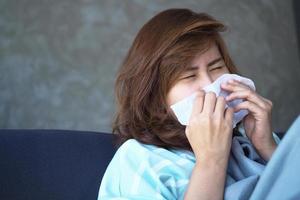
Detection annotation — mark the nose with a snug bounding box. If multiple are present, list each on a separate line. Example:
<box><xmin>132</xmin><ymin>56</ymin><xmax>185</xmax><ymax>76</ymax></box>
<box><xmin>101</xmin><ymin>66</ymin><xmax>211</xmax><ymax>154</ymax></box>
<box><xmin>200</xmin><ymin>73</ymin><xmax>213</xmax><ymax>88</ymax></box>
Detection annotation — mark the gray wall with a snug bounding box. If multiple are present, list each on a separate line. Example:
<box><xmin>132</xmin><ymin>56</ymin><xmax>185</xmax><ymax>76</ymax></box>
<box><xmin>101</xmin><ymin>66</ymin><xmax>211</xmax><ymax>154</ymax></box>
<box><xmin>0</xmin><ymin>0</ymin><xmax>299</xmax><ymax>133</ymax></box>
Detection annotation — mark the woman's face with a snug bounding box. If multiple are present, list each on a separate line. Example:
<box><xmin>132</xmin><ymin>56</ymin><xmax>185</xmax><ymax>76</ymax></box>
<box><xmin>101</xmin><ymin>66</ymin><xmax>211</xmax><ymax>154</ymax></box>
<box><xmin>167</xmin><ymin>44</ymin><xmax>230</xmax><ymax>106</ymax></box>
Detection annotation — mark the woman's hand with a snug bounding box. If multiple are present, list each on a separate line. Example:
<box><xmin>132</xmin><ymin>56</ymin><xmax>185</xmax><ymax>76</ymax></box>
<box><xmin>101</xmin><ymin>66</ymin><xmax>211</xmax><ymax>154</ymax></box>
<box><xmin>221</xmin><ymin>79</ymin><xmax>277</xmax><ymax>161</ymax></box>
<box><xmin>183</xmin><ymin>91</ymin><xmax>234</xmax><ymax>200</ymax></box>
<box><xmin>186</xmin><ymin>91</ymin><xmax>234</xmax><ymax>166</ymax></box>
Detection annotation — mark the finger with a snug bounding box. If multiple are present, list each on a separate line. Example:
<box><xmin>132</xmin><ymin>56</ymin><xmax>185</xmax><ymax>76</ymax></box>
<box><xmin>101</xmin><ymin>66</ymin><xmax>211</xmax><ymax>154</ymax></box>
<box><xmin>224</xmin><ymin>107</ymin><xmax>234</xmax><ymax>126</ymax></box>
<box><xmin>221</xmin><ymin>80</ymin><xmax>271</xmax><ymax>110</ymax></box>
<box><xmin>233</xmin><ymin>101</ymin><xmax>264</xmax><ymax>116</ymax></box>
<box><xmin>214</xmin><ymin>96</ymin><xmax>226</xmax><ymax>116</ymax></box>
<box><xmin>190</xmin><ymin>91</ymin><xmax>205</xmax><ymax>117</ymax></box>
<box><xmin>202</xmin><ymin>92</ymin><xmax>217</xmax><ymax>113</ymax></box>
<box><xmin>231</xmin><ymin>79</ymin><xmax>252</xmax><ymax>89</ymax></box>
<box><xmin>263</xmin><ymin>97</ymin><xmax>273</xmax><ymax>108</ymax></box>
<box><xmin>225</xmin><ymin>90</ymin><xmax>270</xmax><ymax>110</ymax></box>
<box><xmin>221</xmin><ymin>79</ymin><xmax>252</xmax><ymax>93</ymax></box>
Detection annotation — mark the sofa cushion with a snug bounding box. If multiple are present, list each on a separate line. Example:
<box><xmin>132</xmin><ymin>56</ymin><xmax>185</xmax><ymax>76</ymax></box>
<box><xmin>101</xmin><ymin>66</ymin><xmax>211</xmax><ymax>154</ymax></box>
<box><xmin>0</xmin><ymin>129</ymin><xmax>117</xmax><ymax>200</ymax></box>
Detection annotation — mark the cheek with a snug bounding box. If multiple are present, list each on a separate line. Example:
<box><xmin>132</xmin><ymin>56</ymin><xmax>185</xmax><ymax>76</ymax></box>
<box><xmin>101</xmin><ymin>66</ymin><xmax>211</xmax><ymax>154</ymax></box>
<box><xmin>167</xmin><ymin>84</ymin><xmax>196</xmax><ymax>106</ymax></box>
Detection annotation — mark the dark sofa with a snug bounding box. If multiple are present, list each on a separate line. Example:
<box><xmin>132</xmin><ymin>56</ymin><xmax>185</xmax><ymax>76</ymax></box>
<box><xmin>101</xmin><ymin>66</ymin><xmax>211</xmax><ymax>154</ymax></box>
<box><xmin>0</xmin><ymin>129</ymin><xmax>117</xmax><ymax>200</ymax></box>
<box><xmin>0</xmin><ymin>129</ymin><xmax>285</xmax><ymax>200</ymax></box>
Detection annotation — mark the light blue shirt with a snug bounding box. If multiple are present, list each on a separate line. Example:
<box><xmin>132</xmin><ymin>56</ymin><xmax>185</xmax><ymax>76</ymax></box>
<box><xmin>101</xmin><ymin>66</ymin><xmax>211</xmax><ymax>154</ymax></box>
<box><xmin>98</xmin><ymin>121</ymin><xmax>287</xmax><ymax>200</ymax></box>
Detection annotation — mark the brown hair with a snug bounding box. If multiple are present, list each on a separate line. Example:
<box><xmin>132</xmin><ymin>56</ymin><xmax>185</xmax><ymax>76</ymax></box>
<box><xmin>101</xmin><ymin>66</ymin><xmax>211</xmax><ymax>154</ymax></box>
<box><xmin>112</xmin><ymin>8</ymin><xmax>239</xmax><ymax>151</ymax></box>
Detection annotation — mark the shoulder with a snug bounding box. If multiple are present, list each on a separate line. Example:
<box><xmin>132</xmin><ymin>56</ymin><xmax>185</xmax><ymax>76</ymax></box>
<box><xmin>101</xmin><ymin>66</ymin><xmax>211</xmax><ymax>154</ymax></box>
<box><xmin>117</xmin><ymin>138</ymin><xmax>148</xmax><ymax>153</ymax></box>
<box><xmin>119</xmin><ymin>138</ymin><xmax>195</xmax><ymax>161</ymax></box>
<box><xmin>115</xmin><ymin>139</ymin><xmax>194</xmax><ymax>166</ymax></box>
<box><xmin>115</xmin><ymin>139</ymin><xmax>156</xmax><ymax>161</ymax></box>
<box><xmin>99</xmin><ymin>139</ymin><xmax>194</xmax><ymax>199</ymax></box>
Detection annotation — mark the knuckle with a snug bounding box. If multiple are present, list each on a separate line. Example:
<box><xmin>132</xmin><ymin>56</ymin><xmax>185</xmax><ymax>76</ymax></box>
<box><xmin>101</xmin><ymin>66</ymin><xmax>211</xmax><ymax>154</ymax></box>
<box><xmin>244</xmin><ymin>101</ymin><xmax>250</xmax><ymax>107</ymax></box>
<box><xmin>246</xmin><ymin>89</ymin><xmax>253</xmax><ymax>96</ymax></box>
<box><xmin>217</xmin><ymin>96</ymin><xmax>225</xmax><ymax>102</ymax></box>
<box><xmin>261</xmin><ymin>104</ymin><xmax>268</xmax><ymax>110</ymax></box>
<box><xmin>198</xmin><ymin>90</ymin><xmax>206</xmax><ymax>95</ymax></box>
<box><xmin>267</xmin><ymin>99</ymin><xmax>273</xmax><ymax>107</ymax></box>
<box><xmin>223</xmin><ymin>120</ymin><xmax>231</xmax><ymax>129</ymax></box>
<box><xmin>195</xmin><ymin>91</ymin><xmax>205</xmax><ymax>98</ymax></box>
<box><xmin>202</xmin><ymin>113</ymin><xmax>212</xmax><ymax>120</ymax></box>
<box><xmin>213</xmin><ymin>116</ymin><xmax>222</xmax><ymax>124</ymax></box>
<box><xmin>227</xmin><ymin>107</ymin><xmax>234</xmax><ymax>115</ymax></box>
<box><xmin>267</xmin><ymin>104</ymin><xmax>273</xmax><ymax>111</ymax></box>
<box><xmin>206</xmin><ymin>91</ymin><xmax>216</xmax><ymax>98</ymax></box>
<box><xmin>263</xmin><ymin>101</ymin><xmax>273</xmax><ymax>111</ymax></box>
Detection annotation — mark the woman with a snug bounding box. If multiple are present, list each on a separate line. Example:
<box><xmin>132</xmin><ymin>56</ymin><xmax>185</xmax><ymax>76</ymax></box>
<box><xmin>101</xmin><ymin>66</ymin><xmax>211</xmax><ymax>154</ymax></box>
<box><xmin>98</xmin><ymin>8</ymin><xmax>279</xmax><ymax>200</ymax></box>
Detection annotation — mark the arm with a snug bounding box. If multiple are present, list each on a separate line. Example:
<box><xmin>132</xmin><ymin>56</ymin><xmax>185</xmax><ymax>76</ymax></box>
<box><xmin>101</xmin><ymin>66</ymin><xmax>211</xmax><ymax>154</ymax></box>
<box><xmin>184</xmin><ymin>159</ymin><xmax>228</xmax><ymax>200</ymax></box>
<box><xmin>254</xmin><ymin>137</ymin><xmax>277</xmax><ymax>162</ymax></box>
<box><xmin>183</xmin><ymin>91</ymin><xmax>234</xmax><ymax>200</ymax></box>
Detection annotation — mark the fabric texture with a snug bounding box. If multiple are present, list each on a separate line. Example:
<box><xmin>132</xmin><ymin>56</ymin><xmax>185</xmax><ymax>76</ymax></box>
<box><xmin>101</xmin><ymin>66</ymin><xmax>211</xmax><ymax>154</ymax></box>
<box><xmin>249</xmin><ymin>116</ymin><xmax>300</xmax><ymax>200</ymax></box>
<box><xmin>98</xmin><ymin>123</ymin><xmax>285</xmax><ymax>200</ymax></box>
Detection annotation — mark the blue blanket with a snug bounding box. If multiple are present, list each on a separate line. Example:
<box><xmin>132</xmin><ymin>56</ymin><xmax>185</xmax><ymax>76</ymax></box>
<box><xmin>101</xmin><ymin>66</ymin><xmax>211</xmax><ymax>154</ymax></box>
<box><xmin>225</xmin><ymin>116</ymin><xmax>300</xmax><ymax>200</ymax></box>
<box><xmin>249</xmin><ymin>116</ymin><xmax>300</xmax><ymax>199</ymax></box>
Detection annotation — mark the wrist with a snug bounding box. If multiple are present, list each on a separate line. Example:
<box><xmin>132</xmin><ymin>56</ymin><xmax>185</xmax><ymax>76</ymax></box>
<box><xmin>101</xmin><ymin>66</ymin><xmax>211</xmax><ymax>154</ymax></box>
<box><xmin>255</xmin><ymin>138</ymin><xmax>277</xmax><ymax>162</ymax></box>
<box><xmin>195</xmin><ymin>155</ymin><xmax>229</xmax><ymax>170</ymax></box>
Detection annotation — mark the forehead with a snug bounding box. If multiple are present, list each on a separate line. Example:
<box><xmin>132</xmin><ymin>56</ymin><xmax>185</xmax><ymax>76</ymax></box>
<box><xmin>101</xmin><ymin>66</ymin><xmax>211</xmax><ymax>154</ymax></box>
<box><xmin>190</xmin><ymin>44</ymin><xmax>222</xmax><ymax>67</ymax></box>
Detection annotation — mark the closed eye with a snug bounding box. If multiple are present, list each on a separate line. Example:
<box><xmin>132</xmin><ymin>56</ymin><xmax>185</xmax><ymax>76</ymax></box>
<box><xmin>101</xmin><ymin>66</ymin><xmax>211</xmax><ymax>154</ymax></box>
<box><xmin>210</xmin><ymin>66</ymin><xmax>224</xmax><ymax>71</ymax></box>
<box><xmin>181</xmin><ymin>74</ymin><xmax>196</xmax><ymax>79</ymax></box>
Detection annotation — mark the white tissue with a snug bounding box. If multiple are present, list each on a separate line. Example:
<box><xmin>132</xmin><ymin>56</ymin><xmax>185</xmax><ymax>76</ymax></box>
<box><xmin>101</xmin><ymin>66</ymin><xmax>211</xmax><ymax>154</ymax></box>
<box><xmin>170</xmin><ymin>74</ymin><xmax>256</xmax><ymax>128</ymax></box>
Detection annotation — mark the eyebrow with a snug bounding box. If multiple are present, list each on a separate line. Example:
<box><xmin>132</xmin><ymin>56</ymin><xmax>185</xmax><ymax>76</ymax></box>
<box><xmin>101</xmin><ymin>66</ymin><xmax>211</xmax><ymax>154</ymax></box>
<box><xmin>186</xmin><ymin>57</ymin><xmax>223</xmax><ymax>71</ymax></box>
